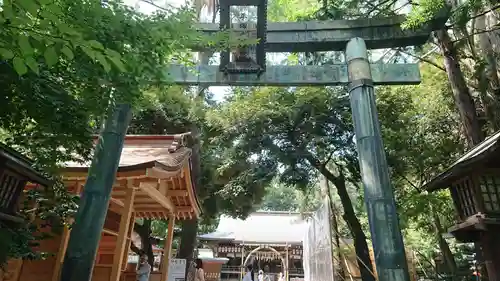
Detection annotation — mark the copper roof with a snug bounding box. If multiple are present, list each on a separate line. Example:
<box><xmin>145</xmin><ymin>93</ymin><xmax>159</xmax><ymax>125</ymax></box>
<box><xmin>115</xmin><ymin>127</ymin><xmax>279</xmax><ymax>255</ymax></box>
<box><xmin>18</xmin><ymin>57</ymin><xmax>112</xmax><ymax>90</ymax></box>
<box><xmin>423</xmin><ymin>130</ymin><xmax>500</xmax><ymax>191</ymax></box>
<box><xmin>63</xmin><ymin>134</ymin><xmax>192</xmax><ymax>172</ymax></box>
<box><xmin>61</xmin><ymin>133</ymin><xmax>202</xmax><ymax>220</ymax></box>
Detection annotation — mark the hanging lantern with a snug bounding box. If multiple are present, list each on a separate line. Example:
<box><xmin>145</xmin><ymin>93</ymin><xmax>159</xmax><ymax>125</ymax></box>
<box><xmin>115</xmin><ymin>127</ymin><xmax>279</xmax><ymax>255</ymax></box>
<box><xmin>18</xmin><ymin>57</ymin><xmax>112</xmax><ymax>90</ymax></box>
<box><xmin>218</xmin><ymin>0</ymin><xmax>267</xmax><ymax>75</ymax></box>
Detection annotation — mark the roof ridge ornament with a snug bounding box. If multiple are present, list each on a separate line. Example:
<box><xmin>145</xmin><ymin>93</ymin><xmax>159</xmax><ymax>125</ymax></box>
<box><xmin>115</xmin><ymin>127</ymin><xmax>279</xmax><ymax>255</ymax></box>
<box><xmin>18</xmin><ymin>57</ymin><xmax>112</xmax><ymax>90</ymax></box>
<box><xmin>167</xmin><ymin>132</ymin><xmax>193</xmax><ymax>152</ymax></box>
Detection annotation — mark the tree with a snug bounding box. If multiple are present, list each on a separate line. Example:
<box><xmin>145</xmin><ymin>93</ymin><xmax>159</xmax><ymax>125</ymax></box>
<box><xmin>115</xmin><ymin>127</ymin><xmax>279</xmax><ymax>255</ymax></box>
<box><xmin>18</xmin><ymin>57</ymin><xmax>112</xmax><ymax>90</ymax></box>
<box><xmin>405</xmin><ymin>0</ymin><xmax>500</xmax><ymax>145</ymax></box>
<box><xmin>376</xmin><ymin>63</ymin><xmax>466</xmax><ymax>277</ymax></box>
<box><xmin>207</xmin><ymin>86</ymin><xmax>376</xmax><ymax>281</ymax></box>
<box><xmin>127</xmin><ymin>85</ymin><xmax>277</xmax><ymax>264</ymax></box>
<box><xmin>0</xmin><ymin>0</ymin><xmax>225</xmax><ymax>265</ymax></box>
<box><xmin>259</xmin><ymin>181</ymin><xmax>301</xmax><ymax>212</ymax></box>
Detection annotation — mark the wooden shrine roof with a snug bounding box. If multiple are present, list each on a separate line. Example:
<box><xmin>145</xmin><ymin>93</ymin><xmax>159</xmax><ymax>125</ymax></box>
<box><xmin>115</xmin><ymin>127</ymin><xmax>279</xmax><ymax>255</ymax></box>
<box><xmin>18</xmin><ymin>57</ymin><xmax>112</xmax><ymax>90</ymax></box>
<box><xmin>62</xmin><ymin>134</ymin><xmax>201</xmax><ymax>220</ymax></box>
<box><xmin>423</xmin><ymin>130</ymin><xmax>500</xmax><ymax>192</ymax></box>
<box><xmin>0</xmin><ymin>143</ymin><xmax>50</xmax><ymax>187</ymax></box>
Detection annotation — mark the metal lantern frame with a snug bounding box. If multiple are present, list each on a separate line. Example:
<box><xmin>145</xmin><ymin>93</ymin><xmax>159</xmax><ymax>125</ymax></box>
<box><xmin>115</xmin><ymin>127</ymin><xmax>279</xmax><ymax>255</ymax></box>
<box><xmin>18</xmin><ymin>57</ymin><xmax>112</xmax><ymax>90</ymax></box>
<box><xmin>218</xmin><ymin>0</ymin><xmax>267</xmax><ymax>75</ymax></box>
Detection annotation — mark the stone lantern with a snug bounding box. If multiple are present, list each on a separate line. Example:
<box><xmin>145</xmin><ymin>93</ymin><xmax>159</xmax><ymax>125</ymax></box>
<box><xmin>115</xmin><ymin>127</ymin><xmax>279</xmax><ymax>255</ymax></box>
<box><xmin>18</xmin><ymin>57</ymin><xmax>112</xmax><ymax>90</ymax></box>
<box><xmin>0</xmin><ymin>143</ymin><xmax>50</xmax><ymax>223</ymax></box>
<box><xmin>423</xmin><ymin>131</ymin><xmax>500</xmax><ymax>280</ymax></box>
<box><xmin>218</xmin><ymin>0</ymin><xmax>267</xmax><ymax>75</ymax></box>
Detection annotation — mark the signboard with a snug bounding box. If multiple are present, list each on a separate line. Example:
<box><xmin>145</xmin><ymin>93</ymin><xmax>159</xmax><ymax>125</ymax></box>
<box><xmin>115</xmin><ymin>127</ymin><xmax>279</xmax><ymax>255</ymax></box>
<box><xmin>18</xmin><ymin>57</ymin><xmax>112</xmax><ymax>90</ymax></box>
<box><xmin>168</xmin><ymin>258</ymin><xmax>187</xmax><ymax>281</ymax></box>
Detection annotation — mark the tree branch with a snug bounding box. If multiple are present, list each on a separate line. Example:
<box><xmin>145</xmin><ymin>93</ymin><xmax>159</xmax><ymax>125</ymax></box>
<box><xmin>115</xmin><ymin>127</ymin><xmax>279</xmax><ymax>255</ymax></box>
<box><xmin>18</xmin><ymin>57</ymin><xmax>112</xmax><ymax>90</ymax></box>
<box><xmin>393</xmin><ymin>48</ymin><xmax>446</xmax><ymax>72</ymax></box>
<box><xmin>322</xmin><ymin>151</ymin><xmax>335</xmax><ymax>167</ymax></box>
<box><xmin>451</xmin><ymin>25</ymin><xmax>500</xmax><ymax>44</ymax></box>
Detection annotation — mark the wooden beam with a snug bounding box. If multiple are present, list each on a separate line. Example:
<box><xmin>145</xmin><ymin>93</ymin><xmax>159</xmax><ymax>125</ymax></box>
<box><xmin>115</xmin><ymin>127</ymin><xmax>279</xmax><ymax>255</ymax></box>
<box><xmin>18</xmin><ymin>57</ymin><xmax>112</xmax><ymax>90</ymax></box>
<box><xmin>161</xmin><ymin>216</ymin><xmax>176</xmax><ymax>281</ymax></box>
<box><xmin>159</xmin><ymin>180</ymin><xmax>168</xmax><ymax>194</ymax></box>
<box><xmin>51</xmin><ymin>226</ymin><xmax>71</xmax><ymax>281</ymax></box>
<box><xmin>110</xmin><ymin>184</ymin><xmax>136</xmax><ymax>281</ymax></box>
<box><xmin>146</xmin><ymin>167</ymin><xmax>180</xmax><ymax>179</ymax></box>
<box><xmin>103</xmin><ymin>228</ymin><xmax>119</xmax><ymax>236</ymax></box>
<box><xmin>122</xmin><ymin>214</ymin><xmax>135</xmax><ymax>270</ymax></box>
<box><xmin>168</xmin><ymin>190</ymin><xmax>188</xmax><ymax>197</ymax></box>
<box><xmin>139</xmin><ymin>182</ymin><xmax>176</xmax><ymax>213</ymax></box>
<box><xmin>110</xmin><ymin>197</ymin><xmax>124</xmax><ymax>207</ymax></box>
<box><xmin>134</xmin><ymin>206</ymin><xmax>192</xmax><ymax>213</ymax></box>
<box><xmin>183</xmin><ymin>166</ymin><xmax>200</xmax><ymax>217</ymax></box>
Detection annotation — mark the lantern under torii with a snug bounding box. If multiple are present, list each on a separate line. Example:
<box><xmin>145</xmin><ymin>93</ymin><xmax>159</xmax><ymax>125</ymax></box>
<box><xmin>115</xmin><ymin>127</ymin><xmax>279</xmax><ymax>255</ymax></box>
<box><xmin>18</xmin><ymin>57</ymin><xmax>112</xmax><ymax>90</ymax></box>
<box><xmin>218</xmin><ymin>0</ymin><xmax>267</xmax><ymax>75</ymax></box>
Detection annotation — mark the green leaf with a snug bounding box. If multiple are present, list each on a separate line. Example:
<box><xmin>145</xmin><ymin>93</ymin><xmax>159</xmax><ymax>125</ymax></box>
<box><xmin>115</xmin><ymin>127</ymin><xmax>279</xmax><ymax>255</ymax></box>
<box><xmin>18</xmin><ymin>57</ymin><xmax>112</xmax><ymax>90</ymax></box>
<box><xmin>80</xmin><ymin>46</ymin><xmax>95</xmax><ymax>60</ymax></box>
<box><xmin>61</xmin><ymin>45</ymin><xmax>74</xmax><ymax>60</ymax></box>
<box><xmin>43</xmin><ymin>46</ymin><xmax>58</xmax><ymax>66</ymax></box>
<box><xmin>40</xmin><ymin>9</ymin><xmax>58</xmax><ymax>22</ymax></box>
<box><xmin>13</xmin><ymin>57</ymin><xmax>28</xmax><ymax>75</ymax></box>
<box><xmin>104</xmin><ymin>48</ymin><xmax>121</xmax><ymax>58</ymax></box>
<box><xmin>18</xmin><ymin>35</ymin><xmax>34</xmax><ymax>56</ymax></box>
<box><xmin>88</xmin><ymin>40</ymin><xmax>104</xmax><ymax>50</ymax></box>
<box><xmin>38</xmin><ymin>0</ymin><xmax>52</xmax><ymax>5</ymax></box>
<box><xmin>3</xmin><ymin>3</ymin><xmax>15</xmax><ymax>19</ymax></box>
<box><xmin>95</xmin><ymin>53</ymin><xmax>111</xmax><ymax>72</ymax></box>
<box><xmin>0</xmin><ymin>48</ymin><xmax>15</xmax><ymax>59</ymax></box>
<box><xmin>25</xmin><ymin>56</ymin><xmax>39</xmax><ymax>74</ymax></box>
<box><xmin>17</xmin><ymin>0</ymin><xmax>40</xmax><ymax>15</ymax></box>
<box><xmin>107</xmin><ymin>55</ymin><xmax>126</xmax><ymax>72</ymax></box>
<box><xmin>57</xmin><ymin>24</ymin><xmax>79</xmax><ymax>36</ymax></box>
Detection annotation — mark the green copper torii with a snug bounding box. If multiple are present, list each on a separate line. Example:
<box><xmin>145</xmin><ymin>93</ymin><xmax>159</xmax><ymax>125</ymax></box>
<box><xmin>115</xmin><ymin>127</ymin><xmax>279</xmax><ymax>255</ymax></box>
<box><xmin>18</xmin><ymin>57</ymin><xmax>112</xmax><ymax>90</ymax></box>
<box><xmin>347</xmin><ymin>38</ymin><xmax>410</xmax><ymax>281</ymax></box>
<box><xmin>166</xmin><ymin>7</ymin><xmax>447</xmax><ymax>281</ymax></box>
<box><xmin>60</xmin><ymin>104</ymin><xmax>132</xmax><ymax>281</ymax></box>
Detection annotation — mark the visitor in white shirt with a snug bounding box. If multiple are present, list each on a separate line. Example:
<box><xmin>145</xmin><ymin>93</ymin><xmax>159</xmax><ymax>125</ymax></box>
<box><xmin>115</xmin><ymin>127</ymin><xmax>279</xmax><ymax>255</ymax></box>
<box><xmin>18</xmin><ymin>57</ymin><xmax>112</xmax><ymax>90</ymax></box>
<box><xmin>243</xmin><ymin>264</ymin><xmax>255</xmax><ymax>281</ymax></box>
<box><xmin>137</xmin><ymin>254</ymin><xmax>151</xmax><ymax>281</ymax></box>
<box><xmin>258</xmin><ymin>270</ymin><xmax>265</xmax><ymax>281</ymax></box>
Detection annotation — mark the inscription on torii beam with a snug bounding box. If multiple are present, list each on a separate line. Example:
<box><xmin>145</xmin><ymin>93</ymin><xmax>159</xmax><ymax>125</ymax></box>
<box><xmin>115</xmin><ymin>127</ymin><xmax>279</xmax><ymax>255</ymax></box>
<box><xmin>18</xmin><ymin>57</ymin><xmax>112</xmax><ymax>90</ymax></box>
<box><xmin>166</xmin><ymin>64</ymin><xmax>421</xmax><ymax>86</ymax></box>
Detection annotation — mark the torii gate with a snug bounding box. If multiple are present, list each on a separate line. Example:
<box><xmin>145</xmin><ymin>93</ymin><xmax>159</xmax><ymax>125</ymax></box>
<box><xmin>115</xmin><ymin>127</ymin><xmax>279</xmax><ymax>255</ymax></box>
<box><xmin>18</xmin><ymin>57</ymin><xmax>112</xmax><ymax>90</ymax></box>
<box><xmin>166</xmin><ymin>3</ymin><xmax>447</xmax><ymax>281</ymax></box>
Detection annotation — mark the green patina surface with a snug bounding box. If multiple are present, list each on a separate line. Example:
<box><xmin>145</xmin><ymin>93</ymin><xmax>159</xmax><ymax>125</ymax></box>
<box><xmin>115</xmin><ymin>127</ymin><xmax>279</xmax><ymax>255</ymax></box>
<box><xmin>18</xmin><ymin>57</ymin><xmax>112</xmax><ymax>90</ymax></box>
<box><xmin>195</xmin><ymin>14</ymin><xmax>447</xmax><ymax>52</ymax></box>
<box><xmin>166</xmin><ymin>64</ymin><xmax>421</xmax><ymax>86</ymax></box>
<box><xmin>60</xmin><ymin>104</ymin><xmax>132</xmax><ymax>281</ymax></box>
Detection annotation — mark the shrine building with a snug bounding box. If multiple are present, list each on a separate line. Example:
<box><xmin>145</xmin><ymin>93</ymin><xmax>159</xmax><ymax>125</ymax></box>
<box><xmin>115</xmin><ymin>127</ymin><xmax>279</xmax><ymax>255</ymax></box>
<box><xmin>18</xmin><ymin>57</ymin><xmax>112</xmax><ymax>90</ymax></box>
<box><xmin>198</xmin><ymin>211</ymin><xmax>307</xmax><ymax>281</ymax></box>
<box><xmin>1</xmin><ymin>134</ymin><xmax>201</xmax><ymax>281</ymax></box>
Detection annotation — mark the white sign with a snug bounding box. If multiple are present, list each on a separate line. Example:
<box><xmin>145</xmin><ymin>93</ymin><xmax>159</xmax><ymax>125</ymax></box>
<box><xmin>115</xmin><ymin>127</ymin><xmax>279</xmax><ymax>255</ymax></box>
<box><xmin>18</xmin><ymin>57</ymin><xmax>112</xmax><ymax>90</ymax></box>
<box><xmin>168</xmin><ymin>258</ymin><xmax>187</xmax><ymax>281</ymax></box>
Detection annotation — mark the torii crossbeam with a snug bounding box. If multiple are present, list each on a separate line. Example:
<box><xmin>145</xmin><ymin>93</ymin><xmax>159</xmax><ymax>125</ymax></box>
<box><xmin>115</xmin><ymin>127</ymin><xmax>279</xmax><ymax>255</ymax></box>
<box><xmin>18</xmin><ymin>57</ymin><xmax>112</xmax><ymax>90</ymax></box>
<box><xmin>167</xmin><ymin>14</ymin><xmax>447</xmax><ymax>86</ymax></box>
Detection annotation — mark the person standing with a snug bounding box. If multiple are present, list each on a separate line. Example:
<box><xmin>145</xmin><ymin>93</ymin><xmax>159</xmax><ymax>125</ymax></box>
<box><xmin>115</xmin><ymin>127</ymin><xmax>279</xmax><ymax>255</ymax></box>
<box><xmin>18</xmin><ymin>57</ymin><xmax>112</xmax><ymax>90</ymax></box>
<box><xmin>258</xmin><ymin>270</ymin><xmax>264</xmax><ymax>281</ymax></box>
<box><xmin>137</xmin><ymin>254</ymin><xmax>151</xmax><ymax>281</ymax></box>
<box><xmin>194</xmin><ymin>259</ymin><xmax>206</xmax><ymax>281</ymax></box>
<box><xmin>243</xmin><ymin>264</ymin><xmax>255</xmax><ymax>281</ymax></box>
<box><xmin>277</xmin><ymin>272</ymin><xmax>284</xmax><ymax>281</ymax></box>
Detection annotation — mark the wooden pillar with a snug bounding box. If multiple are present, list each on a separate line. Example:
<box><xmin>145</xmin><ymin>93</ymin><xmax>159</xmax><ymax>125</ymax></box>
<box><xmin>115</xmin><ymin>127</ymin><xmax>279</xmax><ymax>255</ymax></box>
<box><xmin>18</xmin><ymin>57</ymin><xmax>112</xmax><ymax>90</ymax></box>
<box><xmin>121</xmin><ymin>215</ymin><xmax>136</xmax><ymax>271</ymax></box>
<box><xmin>481</xmin><ymin>230</ymin><xmax>500</xmax><ymax>281</ymax></box>
<box><xmin>240</xmin><ymin>242</ymin><xmax>245</xmax><ymax>281</ymax></box>
<box><xmin>110</xmin><ymin>185</ymin><xmax>136</xmax><ymax>281</ymax></box>
<box><xmin>161</xmin><ymin>215</ymin><xmax>176</xmax><ymax>281</ymax></box>
<box><xmin>51</xmin><ymin>226</ymin><xmax>71</xmax><ymax>281</ymax></box>
<box><xmin>284</xmin><ymin>244</ymin><xmax>289</xmax><ymax>281</ymax></box>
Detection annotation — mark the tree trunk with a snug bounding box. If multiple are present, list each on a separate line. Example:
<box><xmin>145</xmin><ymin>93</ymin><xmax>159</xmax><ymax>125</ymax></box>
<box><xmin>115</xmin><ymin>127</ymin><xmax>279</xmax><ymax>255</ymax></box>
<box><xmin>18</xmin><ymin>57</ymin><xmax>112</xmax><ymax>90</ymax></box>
<box><xmin>476</xmin><ymin>13</ymin><xmax>500</xmax><ymax>131</ymax></box>
<box><xmin>324</xmin><ymin>177</ymin><xmax>345</xmax><ymax>281</ymax></box>
<box><xmin>311</xmin><ymin>160</ymin><xmax>375</xmax><ymax>281</ymax></box>
<box><xmin>435</xmin><ymin>29</ymin><xmax>484</xmax><ymax>147</ymax></box>
<box><xmin>134</xmin><ymin>220</ymin><xmax>155</xmax><ymax>267</ymax></box>
<box><xmin>176</xmin><ymin>218</ymin><xmax>199</xmax><ymax>276</ymax></box>
<box><xmin>176</xmin><ymin>122</ymin><xmax>202</xmax><ymax>274</ymax></box>
<box><xmin>430</xmin><ymin>206</ymin><xmax>457</xmax><ymax>280</ymax></box>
